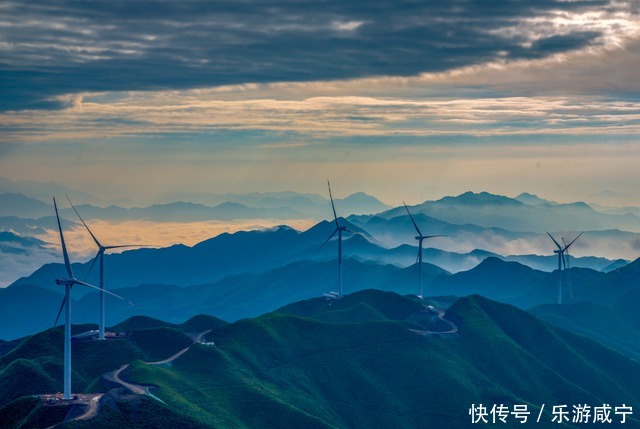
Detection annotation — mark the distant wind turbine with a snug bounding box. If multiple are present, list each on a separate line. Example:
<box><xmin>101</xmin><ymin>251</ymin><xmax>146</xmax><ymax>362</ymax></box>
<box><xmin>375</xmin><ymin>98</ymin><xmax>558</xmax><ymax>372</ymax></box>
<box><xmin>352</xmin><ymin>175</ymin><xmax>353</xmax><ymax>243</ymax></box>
<box><xmin>317</xmin><ymin>181</ymin><xmax>349</xmax><ymax>299</ymax></box>
<box><xmin>403</xmin><ymin>202</ymin><xmax>445</xmax><ymax>299</ymax></box>
<box><xmin>562</xmin><ymin>237</ymin><xmax>574</xmax><ymax>300</ymax></box>
<box><xmin>66</xmin><ymin>194</ymin><xmax>147</xmax><ymax>340</ymax></box>
<box><xmin>52</xmin><ymin>197</ymin><xmax>130</xmax><ymax>400</ymax></box>
<box><xmin>546</xmin><ymin>231</ymin><xmax>583</xmax><ymax>304</ymax></box>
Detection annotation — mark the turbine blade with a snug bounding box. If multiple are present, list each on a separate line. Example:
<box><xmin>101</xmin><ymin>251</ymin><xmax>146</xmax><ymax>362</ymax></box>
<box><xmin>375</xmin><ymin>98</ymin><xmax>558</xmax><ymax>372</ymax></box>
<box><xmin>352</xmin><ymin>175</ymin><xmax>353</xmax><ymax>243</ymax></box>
<box><xmin>309</xmin><ymin>229</ymin><xmax>339</xmax><ymax>260</ymax></box>
<box><xmin>74</xmin><ymin>280</ymin><xmax>133</xmax><ymax>304</ymax></box>
<box><xmin>103</xmin><ymin>244</ymin><xmax>151</xmax><ymax>250</ymax></box>
<box><xmin>564</xmin><ymin>232</ymin><xmax>583</xmax><ymax>250</ymax></box>
<box><xmin>403</xmin><ymin>202</ymin><xmax>423</xmax><ymax>236</ymax></box>
<box><xmin>423</xmin><ymin>235</ymin><xmax>447</xmax><ymax>239</ymax></box>
<box><xmin>83</xmin><ymin>251</ymin><xmax>101</xmax><ymax>281</ymax></box>
<box><xmin>49</xmin><ymin>296</ymin><xmax>66</xmax><ymax>339</ymax></box>
<box><xmin>561</xmin><ymin>253</ymin><xmax>567</xmax><ymax>270</ymax></box>
<box><xmin>546</xmin><ymin>232</ymin><xmax>562</xmax><ymax>251</ymax></box>
<box><xmin>66</xmin><ymin>194</ymin><xmax>102</xmax><ymax>248</ymax></box>
<box><xmin>327</xmin><ymin>180</ymin><xmax>340</xmax><ymax>227</ymax></box>
<box><xmin>53</xmin><ymin>197</ymin><xmax>74</xmax><ymax>278</ymax></box>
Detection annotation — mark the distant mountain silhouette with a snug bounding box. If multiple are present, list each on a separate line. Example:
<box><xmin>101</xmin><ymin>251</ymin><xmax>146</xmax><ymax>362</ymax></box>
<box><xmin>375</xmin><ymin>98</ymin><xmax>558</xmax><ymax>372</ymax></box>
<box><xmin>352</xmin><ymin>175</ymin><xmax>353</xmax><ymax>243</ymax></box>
<box><xmin>514</xmin><ymin>192</ymin><xmax>557</xmax><ymax>206</ymax></box>
<box><xmin>0</xmin><ymin>215</ymin><xmax>60</xmax><ymax>236</ymax></box>
<box><xmin>58</xmin><ymin>200</ymin><xmax>308</xmax><ymax>222</ymax></box>
<box><xmin>155</xmin><ymin>190</ymin><xmax>390</xmax><ymax>218</ymax></box>
<box><xmin>0</xmin><ymin>256</ymin><xmax>452</xmax><ymax>339</ymax></box>
<box><xmin>0</xmin><ymin>176</ymin><xmax>97</xmax><ymax>205</ymax></box>
<box><xmin>379</xmin><ymin>191</ymin><xmax>640</xmax><ymax>233</ymax></box>
<box><xmin>3</xmin><ymin>253</ymin><xmax>624</xmax><ymax>341</ymax></box>
<box><xmin>0</xmin><ymin>231</ymin><xmax>47</xmax><ymax>254</ymax></box>
<box><xmin>0</xmin><ymin>230</ymin><xmax>58</xmax><ymax>287</ymax></box>
<box><xmin>0</xmin><ymin>193</ymin><xmax>52</xmax><ymax>218</ymax></box>
<box><xmin>7</xmin><ymin>218</ymin><xmax>375</xmax><ymax>293</ymax></box>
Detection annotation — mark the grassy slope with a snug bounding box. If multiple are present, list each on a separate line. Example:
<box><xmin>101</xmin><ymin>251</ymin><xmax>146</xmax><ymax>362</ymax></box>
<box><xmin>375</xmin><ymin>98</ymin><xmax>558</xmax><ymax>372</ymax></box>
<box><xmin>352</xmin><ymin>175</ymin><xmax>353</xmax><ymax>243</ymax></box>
<box><xmin>110</xmin><ymin>315</ymin><xmax>174</xmax><ymax>332</ymax></box>
<box><xmin>0</xmin><ymin>396</ymin><xmax>69</xmax><ymax>429</ymax></box>
<box><xmin>3</xmin><ymin>292</ymin><xmax>640</xmax><ymax>427</ymax></box>
<box><xmin>62</xmin><ymin>393</ymin><xmax>213</xmax><ymax>429</ymax></box>
<box><xmin>275</xmin><ymin>289</ymin><xmax>425</xmax><ymax>323</ymax></box>
<box><xmin>122</xmin><ymin>292</ymin><xmax>640</xmax><ymax>428</ymax></box>
<box><xmin>127</xmin><ymin>327</ymin><xmax>192</xmax><ymax>362</ymax></box>
<box><xmin>531</xmin><ymin>287</ymin><xmax>640</xmax><ymax>361</ymax></box>
<box><xmin>178</xmin><ymin>314</ymin><xmax>228</xmax><ymax>333</ymax></box>
<box><xmin>0</xmin><ymin>322</ymin><xmax>192</xmax><ymax>407</ymax></box>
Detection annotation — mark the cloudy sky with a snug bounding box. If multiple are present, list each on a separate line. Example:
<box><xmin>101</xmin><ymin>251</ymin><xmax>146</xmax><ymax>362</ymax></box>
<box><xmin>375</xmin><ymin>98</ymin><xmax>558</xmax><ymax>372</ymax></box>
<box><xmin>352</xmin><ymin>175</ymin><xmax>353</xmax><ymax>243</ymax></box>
<box><xmin>2</xmin><ymin>0</ymin><xmax>640</xmax><ymax>205</ymax></box>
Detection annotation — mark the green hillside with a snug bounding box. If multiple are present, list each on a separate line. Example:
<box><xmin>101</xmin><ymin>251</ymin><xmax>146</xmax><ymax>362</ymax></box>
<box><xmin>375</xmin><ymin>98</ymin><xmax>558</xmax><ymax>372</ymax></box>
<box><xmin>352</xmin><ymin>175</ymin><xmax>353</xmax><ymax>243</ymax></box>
<box><xmin>0</xmin><ymin>321</ymin><xmax>192</xmax><ymax>409</ymax></box>
<box><xmin>111</xmin><ymin>314</ymin><xmax>227</xmax><ymax>335</ymax></box>
<box><xmin>0</xmin><ymin>359</ymin><xmax>58</xmax><ymax>407</ymax></box>
<box><xmin>0</xmin><ymin>396</ymin><xmax>70</xmax><ymax>429</ymax></box>
<box><xmin>106</xmin><ymin>292</ymin><xmax>640</xmax><ymax>428</ymax></box>
<box><xmin>127</xmin><ymin>327</ymin><xmax>192</xmax><ymax>362</ymax></box>
<box><xmin>0</xmin><ymin>328</ymin><xmax>146</xmax><ymax>408</ymax></box>
<box><xmin>2</xmin><ymin>292</ymin><xmax>640</xmax><ymax>428</ymax></box>
<box><xmin>178</xmin><ymin>314</ymin><xmax>228</xmax><ymax>333</ymax></box>
<box><xmin>275</xmin><ymin>289</ymin><xmax>425</xmax><ymax>323</ymax></box>
<box><xmin>110</xmin><ymin>315</ymin><xmax>174</xmax><ymax>332</ymax></box>
<box><xmin>531</xmin><ymin>286</ymin><xmax>640</xmax><ymax>361</ymax></box>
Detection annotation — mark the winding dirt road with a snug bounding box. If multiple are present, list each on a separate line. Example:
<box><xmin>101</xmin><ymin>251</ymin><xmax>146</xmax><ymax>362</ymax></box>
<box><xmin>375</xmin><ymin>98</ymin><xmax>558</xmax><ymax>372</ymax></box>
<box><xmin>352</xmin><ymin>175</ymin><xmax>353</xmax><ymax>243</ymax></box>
<box><xmin>408</xmin><ymin>306</ymin><xmax>459</xmax><ymax>336</ymax></box>
<box><xmin>108</xmin><ymin>329</ymin><xmax>212</xmax><ymax>391</ymax></box>
<box><xmin>75</xmin><ymin>393</ymin><xmax>103</xmax><ymax>421</ymax></box>
<box><xmin>52</xmin><ymin>329</ymin><xmax>214</xmax><ymax>427</ymax></box>
<box><xmin>110</xmin><ymin>363</ymin><xmax>147</xmax><ymax>395</ymax></box>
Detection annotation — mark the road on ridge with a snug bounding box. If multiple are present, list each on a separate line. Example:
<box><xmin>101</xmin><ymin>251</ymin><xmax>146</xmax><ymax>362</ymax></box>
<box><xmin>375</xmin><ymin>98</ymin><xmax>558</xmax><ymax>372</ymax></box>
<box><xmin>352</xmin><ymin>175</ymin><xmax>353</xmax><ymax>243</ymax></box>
<box><xmin>63</xmin><ymin>329</ymin><xmax>215</xmax><ymax>427</ymax></box>
<box><xmin>409</xmin><ymin>306</ymin><xmax>459</xmax><ymax>336</ymax></box>
<box><xmin>76</xmin><ymin>393</ymin><xmax>104</xmax><ymax>421</ymax></box>
<box><xmin>109</xmin><ymin>329</ymin><xmax>212</xmax><ymax>391</ymax></box>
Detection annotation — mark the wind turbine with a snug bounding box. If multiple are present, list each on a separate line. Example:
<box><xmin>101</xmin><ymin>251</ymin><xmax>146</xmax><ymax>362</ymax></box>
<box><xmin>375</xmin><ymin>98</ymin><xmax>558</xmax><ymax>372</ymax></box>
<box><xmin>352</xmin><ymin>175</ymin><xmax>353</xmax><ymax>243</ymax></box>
<box><xmin>562</xmin><ymin>237</ymin><xmax>574</xmax><ymax>300</ymax></box>
<box><xmin>319</xmin><ymin>181</ymin><xmax>348</xmax><ymax>299</ymax></box>
<box><xmin>546</xmin><ymin>231</ymin><xmax>583</xmax><ymax>304</ymax></box>
<box><xmin>66</xmin><ymin>194</ymin><xmax>146</xmax><ymax>340</ymax></box>
<box><xmin>403</xmin><ymin>202</ymin><xmax>445</xmax><ymax>299</ymax></box>
<box><xmin>52</xmin><ymin>197</ymin><xmax>129</xmax><ymax>400</ymax></box>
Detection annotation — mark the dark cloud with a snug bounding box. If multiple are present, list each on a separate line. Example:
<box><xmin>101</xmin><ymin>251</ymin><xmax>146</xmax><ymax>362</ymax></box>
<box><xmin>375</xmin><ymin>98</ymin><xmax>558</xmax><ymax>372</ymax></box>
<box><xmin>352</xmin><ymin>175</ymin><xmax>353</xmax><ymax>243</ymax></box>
<box><xmin>0</xmin><ymin>0</ymin><xmax>619</xmax><ymax>110</ymax></box>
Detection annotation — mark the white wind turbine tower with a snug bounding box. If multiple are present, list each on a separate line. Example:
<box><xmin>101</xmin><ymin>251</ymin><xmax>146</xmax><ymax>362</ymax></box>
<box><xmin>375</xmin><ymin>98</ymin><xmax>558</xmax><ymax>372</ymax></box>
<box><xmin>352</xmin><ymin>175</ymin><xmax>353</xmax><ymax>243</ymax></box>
<box><xmin>546</xmin><ymin>231</ymin><xmax>583</xmax><ymax>304</ymax></box>
<box><xmin>319</xmin><ymin>181</ymin><xmax>349</xmax><ymax>299</ymax></box>
<box><xmin>66</xmin><ymin>194</ymin><xmax>147</xmax><ymax>340</ymax></box>
<box><xmin>52</xmin><ymin>197</ymin><xmax>130</xmax><ymax>400</ymax></box>
<box><xmin>562</xmin><ymin>237</ymin><xmax>574</xmax><ymax>300</ymax></box>
<box><xmin>403</xmin><ymin>202</ymin><xmax>445</xmax><ymax>299</ymax></box>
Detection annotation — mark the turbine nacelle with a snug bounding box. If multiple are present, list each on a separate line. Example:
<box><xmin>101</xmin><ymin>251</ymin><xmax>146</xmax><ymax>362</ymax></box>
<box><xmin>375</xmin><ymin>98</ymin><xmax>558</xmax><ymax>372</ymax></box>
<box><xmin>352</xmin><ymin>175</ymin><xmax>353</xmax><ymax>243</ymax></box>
<box><xmin>55</xmin><ymin>277</ymin><xmax>75</xmax><ymax>286</ymax></box>
<box><xmin>323</xmin><ymin>291</ymin><xmax>342</xmax><ymax>300</ymax></box>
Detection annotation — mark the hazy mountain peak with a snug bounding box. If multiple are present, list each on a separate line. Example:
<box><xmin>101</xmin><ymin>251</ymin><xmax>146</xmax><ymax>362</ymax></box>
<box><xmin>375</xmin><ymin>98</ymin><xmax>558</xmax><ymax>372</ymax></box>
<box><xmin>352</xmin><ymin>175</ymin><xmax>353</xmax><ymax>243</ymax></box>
<box><xmin>562</xmin><ymin>201</ymin><xmax>592</xmax><ymax>210</ymax></box>
<box><xmin>213</xmin><ymin>201</ymin><xmax>248</xmax><ymax>209</ymax></box>
<box><xmin>514</xmin><ymin>192</ymin><xmax>557</xmax><ymax>206</ymax></box>
<box><xmin>0</xmin><ymin>193</ymin><xmax>53</xmax><ymax>219</ymax></box>
<box><xmin>437</xmin><ymin>191</ymin><xmax>522</xmax><ymax>206</ymax></box>
<box><xmin>334</xmin><ymin>191</ymin><xmax>390</xmax><ymax>215</ymax></box>
<box><xmin>341</xmin><ymin>191</ymin><xmax>385</xmax><ymax>203</ymax></box>
<box><xmin>268</xmin><ymin>225</ymin><xmax>298</xmax><ymax>232</ymax></box>
<box><xmin>0</xmin><ymin>231</ymin><xmax>46</xmax><ymax>247</ymax></box>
